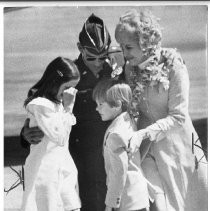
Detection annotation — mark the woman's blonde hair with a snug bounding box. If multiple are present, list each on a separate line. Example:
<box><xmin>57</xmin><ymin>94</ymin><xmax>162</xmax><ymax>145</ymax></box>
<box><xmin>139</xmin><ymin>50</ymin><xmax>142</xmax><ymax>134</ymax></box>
<box><xmin>115</xmin><ymin>9</ymin><xmax>162</xmax><ymax>56</ymax></box>
<box><xmin>92</xmin><ymin>79</ymin><xmax>132</xmax><ymax>112</ymax></box>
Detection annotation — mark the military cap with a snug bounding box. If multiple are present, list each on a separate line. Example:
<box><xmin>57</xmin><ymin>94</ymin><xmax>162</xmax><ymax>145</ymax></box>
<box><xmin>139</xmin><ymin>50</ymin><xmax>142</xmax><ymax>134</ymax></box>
<box><xmin>79</xmin><ymin>13</ymin><xmax>111</xmax><ymax>54</ymax></box>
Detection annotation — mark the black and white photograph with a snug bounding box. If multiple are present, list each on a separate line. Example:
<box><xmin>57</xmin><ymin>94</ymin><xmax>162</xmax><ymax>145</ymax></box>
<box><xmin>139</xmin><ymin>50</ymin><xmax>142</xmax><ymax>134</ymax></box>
<box><xmin>3</xmin><ymin>2</ymin><xmax>208</xmax><ymax>211</ymax></box>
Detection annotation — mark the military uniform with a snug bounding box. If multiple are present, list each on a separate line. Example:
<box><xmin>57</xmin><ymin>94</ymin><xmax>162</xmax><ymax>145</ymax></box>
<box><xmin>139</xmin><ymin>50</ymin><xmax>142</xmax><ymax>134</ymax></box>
<box><xmin>70</xmin><ymin>50</ymin><xmax>124</xmax><ymax>211</ymax></box>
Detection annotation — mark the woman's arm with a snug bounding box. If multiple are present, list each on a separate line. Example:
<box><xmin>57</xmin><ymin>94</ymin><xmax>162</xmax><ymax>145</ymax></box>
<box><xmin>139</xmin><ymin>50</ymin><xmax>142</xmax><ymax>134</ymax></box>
<box><xmin>144</xmin><ymin>56</ymin><xmax>190</xmax><ymax>142</ymax></box>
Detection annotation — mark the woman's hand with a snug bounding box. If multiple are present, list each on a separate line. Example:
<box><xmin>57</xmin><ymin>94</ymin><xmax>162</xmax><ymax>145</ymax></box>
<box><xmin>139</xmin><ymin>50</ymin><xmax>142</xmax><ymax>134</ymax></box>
<box><xmin>127</xmin><ymin>129</ymin><xmax>149</xmax><ymax>158</ymax></box>
<box><xmin>63</xmin><ymin>87</ymin><xmax>78</xmax><ymax>112</ymax></box>
<box><xmin>22</xmin><ymin>119</ymin><xmax>44</xmax><ymax>144</ymax></box>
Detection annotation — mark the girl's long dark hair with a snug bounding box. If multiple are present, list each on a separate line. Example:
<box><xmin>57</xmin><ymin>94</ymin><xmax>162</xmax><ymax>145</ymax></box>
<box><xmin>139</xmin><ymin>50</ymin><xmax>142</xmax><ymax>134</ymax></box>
<box><xmin>24</xmin><ymin>57</ymin><xmax>80</xmax><ymax>107</ymax></box>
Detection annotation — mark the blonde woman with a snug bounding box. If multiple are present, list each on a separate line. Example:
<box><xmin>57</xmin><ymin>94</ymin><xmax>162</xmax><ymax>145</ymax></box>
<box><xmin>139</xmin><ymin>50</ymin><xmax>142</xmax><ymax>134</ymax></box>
<box><xmin>115</xmin><ymin>9</ymin><xmax>207</xmax><ymax>211</ymax></box>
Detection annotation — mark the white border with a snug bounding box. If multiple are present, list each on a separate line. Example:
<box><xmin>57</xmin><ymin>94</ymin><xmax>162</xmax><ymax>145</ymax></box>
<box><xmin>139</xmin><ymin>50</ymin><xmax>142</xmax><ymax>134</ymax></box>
<box><xmin>0</xmin><ymin>1</ymin><xmax>209</xmax><ymax>7</ymax></box>
<box><xmin>1</xmin><ymin>2</ymin><xmax>209</xmax><ymax>210</ymax></box>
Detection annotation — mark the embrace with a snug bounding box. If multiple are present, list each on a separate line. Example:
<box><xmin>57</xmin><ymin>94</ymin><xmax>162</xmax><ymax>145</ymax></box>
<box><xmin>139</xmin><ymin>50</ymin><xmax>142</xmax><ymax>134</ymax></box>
<box><xmin>20</xmin><ymin>8</ymin><xmax>207</xmax><ymax>211</ymax></box>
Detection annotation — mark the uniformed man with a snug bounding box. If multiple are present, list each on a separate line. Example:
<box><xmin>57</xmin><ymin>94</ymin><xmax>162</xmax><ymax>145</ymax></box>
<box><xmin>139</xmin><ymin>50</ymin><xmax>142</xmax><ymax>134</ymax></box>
<box><xmin>20</xmin><ymin>13</ymin><xmax>124</xmax><ymax>211</ymax></box>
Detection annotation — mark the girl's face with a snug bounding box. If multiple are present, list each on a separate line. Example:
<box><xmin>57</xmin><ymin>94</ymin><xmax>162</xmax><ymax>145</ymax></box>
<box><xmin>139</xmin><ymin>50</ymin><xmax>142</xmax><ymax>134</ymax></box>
<box><xmin>95</xmin><ymin>100</ymin><xmax>122</xmax><ymax>121</ymax></box>
<box><xmin>117</xmin><ymin>27</ymin><xmax>145</xmax><ymax>66</ymax></box>
<box><xmin>57</xmin><ymin>79</ymin><xmax>79</xmax><ymax>101</ymax></box>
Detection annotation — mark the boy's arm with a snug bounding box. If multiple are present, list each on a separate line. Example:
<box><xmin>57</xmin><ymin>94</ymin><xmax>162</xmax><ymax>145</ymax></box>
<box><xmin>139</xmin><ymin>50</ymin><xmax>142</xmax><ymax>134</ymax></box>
<box><xmin>105</xmin><ymin>133</ymin><xmax>128</xmax><ymax>209</ymax></box>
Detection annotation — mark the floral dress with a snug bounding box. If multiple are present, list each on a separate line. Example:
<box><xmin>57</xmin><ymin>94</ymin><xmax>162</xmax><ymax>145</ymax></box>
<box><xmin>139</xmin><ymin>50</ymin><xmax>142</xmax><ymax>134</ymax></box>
<box><xmin>125</xmin><ymin>48</ymin><xmax>208</xmax><ymax>211</ymax></box>
<box><xmin>21</xmin><ymin>97</ymin><xmax>81</xmax><ymax>211</ymax></box>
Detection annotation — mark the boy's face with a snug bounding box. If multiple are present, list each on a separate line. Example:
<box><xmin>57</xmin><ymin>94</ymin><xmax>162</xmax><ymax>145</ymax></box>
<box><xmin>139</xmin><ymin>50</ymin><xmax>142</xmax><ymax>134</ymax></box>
<box><xmin>95</xmin><ymin>100</ymin><xmax>121</xmax><ymax>121</ymax></box>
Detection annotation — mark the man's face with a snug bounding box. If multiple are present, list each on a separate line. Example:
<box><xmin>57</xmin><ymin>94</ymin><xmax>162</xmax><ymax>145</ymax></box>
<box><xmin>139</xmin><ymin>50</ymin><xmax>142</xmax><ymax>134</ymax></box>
<box><xmin>81</xmin><ymin>48</ymin><xmax>108</xmax><ymax>73</ymax></box>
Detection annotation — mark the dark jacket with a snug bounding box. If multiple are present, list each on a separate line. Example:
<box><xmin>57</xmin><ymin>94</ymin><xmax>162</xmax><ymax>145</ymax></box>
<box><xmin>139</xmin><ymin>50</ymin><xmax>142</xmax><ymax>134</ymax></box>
<box><xmin>69</xmin><ymin>54</ymin><xmax>112</xmax><ymax>152</ymax></box>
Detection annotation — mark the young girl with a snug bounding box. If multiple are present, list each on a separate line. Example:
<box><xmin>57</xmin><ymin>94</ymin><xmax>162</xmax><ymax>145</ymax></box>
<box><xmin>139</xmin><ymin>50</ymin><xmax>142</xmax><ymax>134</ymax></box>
<box><xmin>21</xmin><ymin>57</ymin><xmax>81</xmax><ymax>211</ymax></box>
<box><xmin>92</xmin><ymin>79</ymin><xmax>150</xmax><ymax>211</ymax></box>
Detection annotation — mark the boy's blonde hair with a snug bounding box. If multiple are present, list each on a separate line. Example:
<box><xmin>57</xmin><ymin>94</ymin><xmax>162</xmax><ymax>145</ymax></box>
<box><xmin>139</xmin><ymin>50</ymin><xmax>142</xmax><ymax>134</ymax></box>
<box><xmin>93</xmin><ymin>79</ymin><xmax>132</xmax><ymax>112</ymax></box>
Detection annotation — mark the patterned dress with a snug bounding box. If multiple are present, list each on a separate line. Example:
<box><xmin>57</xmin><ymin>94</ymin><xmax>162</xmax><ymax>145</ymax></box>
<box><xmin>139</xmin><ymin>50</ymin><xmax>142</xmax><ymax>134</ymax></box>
<box><xmin>125</xmin><ymin>48</ymin><xmax>208</xmax><ymax>211</ymax></box>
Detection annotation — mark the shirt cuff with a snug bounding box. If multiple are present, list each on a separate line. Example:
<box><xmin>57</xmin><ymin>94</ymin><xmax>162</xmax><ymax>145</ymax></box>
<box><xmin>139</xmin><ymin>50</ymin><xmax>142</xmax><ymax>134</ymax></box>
<box><xmin>105</xmin><ymin>195</ymin><xmax>121</xmax><ymax>208</ymax></box>
<box><xmin>146</xmin><ymin>123</ymin><xmax>165</xmax><ymax>142</ymax></box>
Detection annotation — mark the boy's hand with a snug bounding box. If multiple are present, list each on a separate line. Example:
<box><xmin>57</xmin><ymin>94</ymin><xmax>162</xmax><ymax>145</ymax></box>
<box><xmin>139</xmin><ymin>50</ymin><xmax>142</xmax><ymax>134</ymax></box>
<box><xmin>23</xmin><ymin>119</ymin><xmax>44</xmax><ymax>144</ymax></box>
<box><xmin>63</xmin><ymin>87</ymin><xmax>78</xmax><ymax>112</ymax></box>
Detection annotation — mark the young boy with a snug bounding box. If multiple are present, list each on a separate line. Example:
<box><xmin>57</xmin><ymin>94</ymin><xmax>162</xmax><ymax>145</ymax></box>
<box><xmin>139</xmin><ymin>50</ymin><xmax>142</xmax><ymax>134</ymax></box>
<box><xmin>93</xmin><ymin>79</ymin><xmax>150</xmax><ymax>211</ymax></box>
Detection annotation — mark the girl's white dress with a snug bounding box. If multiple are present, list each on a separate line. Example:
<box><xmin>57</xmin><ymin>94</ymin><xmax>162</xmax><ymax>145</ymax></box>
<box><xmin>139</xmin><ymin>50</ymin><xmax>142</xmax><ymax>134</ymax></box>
<box><xmin>21</xmin><ymin>97</ymin><xmax>81</xmax><ymax>211</ymax></box>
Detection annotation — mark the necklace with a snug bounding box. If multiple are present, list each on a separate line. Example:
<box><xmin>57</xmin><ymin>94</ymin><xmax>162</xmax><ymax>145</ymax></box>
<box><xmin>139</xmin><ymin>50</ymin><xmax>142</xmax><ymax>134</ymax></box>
<box><xmin>127</xmin><ymin>48</ymin><xmax>176</xmax><ymax>117</ymax></box>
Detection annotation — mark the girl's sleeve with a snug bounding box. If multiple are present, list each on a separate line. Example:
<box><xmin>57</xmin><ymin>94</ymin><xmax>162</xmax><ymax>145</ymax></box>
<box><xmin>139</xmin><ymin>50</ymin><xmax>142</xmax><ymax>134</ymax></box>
<box><xmin>27</xmin><ymin>104</ymin><xmax>75</xmax><ymax>146</ymax></box>
<box><xmin>105</xmin><ymin>133</ymin><xmax>128</xmax><ymax>208</ymax></box>
<box><xmin>145</xmin><ymin>55</ymin><xmax>190</xmax><ymax>142</ymax></box>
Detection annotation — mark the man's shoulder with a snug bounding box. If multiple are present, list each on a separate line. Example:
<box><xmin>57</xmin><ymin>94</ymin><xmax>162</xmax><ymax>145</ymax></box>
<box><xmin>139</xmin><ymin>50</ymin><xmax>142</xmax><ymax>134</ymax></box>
<box><xmin>74</xmin><ymin>55</ymin><xmax>85</xmax><ymax>72</ymax></box>
<box><xmin>108</xmin><ymin>46</ymin><xmax>124</xmax><ymax>67</ymax></box>
<box><xmin>100</xmin><ymin>46</ymin><xmax>125</xmax><ymax>79</ymax></box>
<box><xmin>108</xmin><ymin>46</ymin><xmax>122</xmax><ymax>54</ymax></box>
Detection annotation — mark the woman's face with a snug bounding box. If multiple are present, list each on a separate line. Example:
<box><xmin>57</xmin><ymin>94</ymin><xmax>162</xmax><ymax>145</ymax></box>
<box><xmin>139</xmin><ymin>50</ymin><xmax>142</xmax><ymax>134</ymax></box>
<box><xmin>117</xmin><ymin>27</ymin><xmax>145</xmax><ymax>66</ymax></box>
<box><xmin>57</xmin><ymin>79</ymin><xmax>79</xmax><ymax>101</ymax></box>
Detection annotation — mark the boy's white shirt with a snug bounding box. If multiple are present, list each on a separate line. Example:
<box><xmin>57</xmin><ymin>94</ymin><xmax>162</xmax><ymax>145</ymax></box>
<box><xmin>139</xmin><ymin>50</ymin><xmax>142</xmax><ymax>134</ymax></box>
<box><xmin>103</xmin><ymin>112</ymin><xmax>149</xmax><ymax>210</ymax></box>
